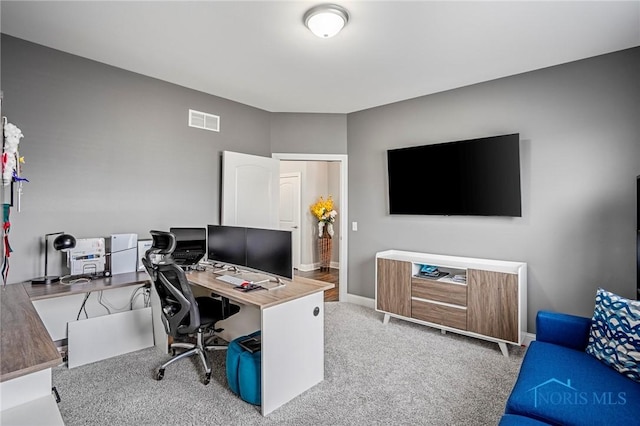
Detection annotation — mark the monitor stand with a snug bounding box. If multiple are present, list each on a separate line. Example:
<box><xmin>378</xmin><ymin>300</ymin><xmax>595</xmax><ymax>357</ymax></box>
<box><xmin>236</xmin><ymin>271</ymin><xmax>270</xmax><ymax>284</ymax></box>
<box><xmin>261</xmin><ymin>276</ymin><xmax>287</xmax><ymax>291</ymax></box>
<box><xmin>212</xmin><ymin>265</ymin><xmax>241</xmax><ymax>274</ymax></box>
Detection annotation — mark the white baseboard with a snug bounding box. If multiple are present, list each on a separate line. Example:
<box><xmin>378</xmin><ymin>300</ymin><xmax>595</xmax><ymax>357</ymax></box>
<box><xmin>297</xmin><ymin>263</ymin><xmax>316</xmax><ymax>272</ymax></box>
<box><xmin>345</xmin><ymin>294</ymin><xmax>375</xmax><ymax>309</ymax></box>
<box><xmin>522</xmin><ymin>332</ymin><xmax>536</xmax><ymax>347</ymax></box>
<box><xmin>297</xmin><ymin>263</ymin><xmax>340</xmax><ymax>272</ymax></box>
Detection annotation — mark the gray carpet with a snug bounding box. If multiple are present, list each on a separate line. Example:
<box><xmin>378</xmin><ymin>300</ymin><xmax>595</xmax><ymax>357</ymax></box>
<box><xmin>52</xmin><ymin>302</ymin><xmax>525</xmax><ymax>425</ymax></box>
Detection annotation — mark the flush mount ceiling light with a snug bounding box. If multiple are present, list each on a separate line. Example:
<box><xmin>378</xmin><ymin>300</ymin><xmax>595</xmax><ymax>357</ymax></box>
<box><xmin>304</xmin><ymin>4</ymin><xmax>349</xmax><ymax>38</ymax></box>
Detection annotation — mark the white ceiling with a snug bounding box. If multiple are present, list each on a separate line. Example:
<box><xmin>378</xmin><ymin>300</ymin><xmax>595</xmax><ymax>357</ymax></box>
<box><xmin>2</xmin><ymin>1</ymin><xmax>639</xmax><ymax>114</ymax></box>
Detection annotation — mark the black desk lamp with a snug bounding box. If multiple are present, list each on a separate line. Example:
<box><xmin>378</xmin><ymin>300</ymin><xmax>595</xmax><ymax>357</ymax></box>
<box><xmin>32</xmin><ymin>232</ymin><xmax>77</xmax><ymax>285</ymax></box>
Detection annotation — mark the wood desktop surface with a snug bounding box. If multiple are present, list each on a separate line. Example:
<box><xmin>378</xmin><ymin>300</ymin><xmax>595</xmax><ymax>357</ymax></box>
<box><xmin>2</xmin><ymin>271</ymin><xmax>149</xmax><ymax>383</ymax></box>
<box><xmin>1</xmin><ymin>284</ymin><xmax>62</xmax><ymax>382</ymax></box>
<box><xmin>1</xmin><ymin>270</ymin><xmax>332</xmax><ymax>383</ymax></box>
<box><xmin>186</xmin><ymin>270</ymin><xmax>334</xmax><ymax>309</ymax></box>
<box><xmin>23</xmin><ymin>271</ymin><xmax>150</xmax><ymax>301</ymax></box>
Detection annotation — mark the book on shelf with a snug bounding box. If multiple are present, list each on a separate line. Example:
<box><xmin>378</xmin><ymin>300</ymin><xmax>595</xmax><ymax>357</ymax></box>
<box><xmin>418</xmin><ymin>264</ymin><xmax>444</xmax><ymax>278</ymax></box>
<box><xmin>420</xmin><ymin>264</ymin><xmax>439</xmax><ymax>274</ymax></box>
<box><xmin>417</xmin><ymin>271</ymin><xmax>449</xmax><ymax>279</ymax></box>
<box><xmin>451</xmin><ymin>274</ymin><xmax>467</xmax><ymax>283</ymax></box>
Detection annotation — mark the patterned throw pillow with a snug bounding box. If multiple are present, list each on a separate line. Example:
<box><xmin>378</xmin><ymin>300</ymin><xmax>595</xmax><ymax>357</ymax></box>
<box><xmin>585</xmin><ymin>288</ymin><xmax>640</xmax><ymax>382</ymax></box>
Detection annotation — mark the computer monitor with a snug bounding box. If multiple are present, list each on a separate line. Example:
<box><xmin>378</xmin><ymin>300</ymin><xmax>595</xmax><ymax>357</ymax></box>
<box><xmin>246</xmin><ymin>227</ymin><xmax>293</xmax><ymax>280</ymax></box>
<box><xmin>170</xmin><ymin>227</ymin><xmax>207</xmax><ymax>266</ymax></box>
<box><xmin>170</xmin><ymin>227</ymin><xmax>206</xmax><ymax>252</ymax></box>
<box><xmin>207</xmin><ymin>225</ymin><xmax>247</xmax><ymax>268</ymax></box>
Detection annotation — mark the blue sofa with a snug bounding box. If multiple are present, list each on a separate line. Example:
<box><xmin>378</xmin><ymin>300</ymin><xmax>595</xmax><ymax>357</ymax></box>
<box><xmin>500</xmin><ymin>311</ymin><xmax>640</xmax><ymax>425</ymax></box>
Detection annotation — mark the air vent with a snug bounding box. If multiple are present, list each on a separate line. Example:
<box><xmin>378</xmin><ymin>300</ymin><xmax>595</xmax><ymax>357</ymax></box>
<box><xmin>188</xmin><ymin>109</ymin><xmax>220</xmax><ymax>132</ymax></box>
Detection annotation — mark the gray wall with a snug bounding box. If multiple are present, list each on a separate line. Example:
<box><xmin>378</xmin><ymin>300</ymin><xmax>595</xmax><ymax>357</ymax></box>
<box><xmin>270</xmin><ymin>113</ymin><xmax>347</xmax><ymax>154</ymax></box>
<box><xmin>1</xmin><ymin>35</ymin><xmax>349</xmax><ymax>284</ymax></box>
<box><xmin>347</xmin><ymin>47</ymin><xmax>640</xmax><ymax>332</ymax></box>
<box><xmin>1</xmin><ymin>35</ymin><xmax>275</xmax><ymax>283</ymax></box>
<box><xmin>3</xmin><ymin>34</ymin><xmax>639</xmax><ymax>334</ymax></box>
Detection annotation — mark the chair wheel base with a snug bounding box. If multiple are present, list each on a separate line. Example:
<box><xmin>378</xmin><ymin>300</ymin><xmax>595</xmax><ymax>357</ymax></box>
<box><xmin>156</xmin><ymin>369</ymin><xmax>165</xmax><ymax>381</ymax></box>
<box><xmin>204</xmin><ymin>372</ymin><xmax>211</xmax><ymax>385</ymax></box>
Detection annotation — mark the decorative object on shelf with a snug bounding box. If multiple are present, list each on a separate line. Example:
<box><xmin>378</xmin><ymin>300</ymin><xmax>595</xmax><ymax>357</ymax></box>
<box><xmin>310</xmin><ymin>196</ymin><xmax>337</xmax><ymax>271</ymax></box>
<box><xmin>32</xmin><ymin>232</ymin><xmax>77</xmax><ymax>285</ymax></box>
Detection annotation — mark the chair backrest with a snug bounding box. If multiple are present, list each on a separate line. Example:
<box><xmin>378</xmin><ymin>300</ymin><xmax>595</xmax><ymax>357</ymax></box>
<box><xmin>143</xmin><ymin>230</ymin><xmax>201</xmax><ymax>337</ymax></box>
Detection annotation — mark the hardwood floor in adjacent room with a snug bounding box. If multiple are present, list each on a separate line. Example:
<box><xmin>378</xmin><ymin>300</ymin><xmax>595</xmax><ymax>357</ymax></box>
<box><xmin>295</xmin><ymin>268</ymin><xmax>339</xmax><ymax>302</ymax></box>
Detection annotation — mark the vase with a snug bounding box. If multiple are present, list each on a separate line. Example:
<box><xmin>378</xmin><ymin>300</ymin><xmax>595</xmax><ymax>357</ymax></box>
<box><xmin>318</xmin><ymin>225</ymin><xmax>332</xmax><ymax>272</ymax></box>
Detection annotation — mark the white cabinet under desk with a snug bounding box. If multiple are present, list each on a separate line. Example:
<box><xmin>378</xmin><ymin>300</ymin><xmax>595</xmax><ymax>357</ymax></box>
<box><xmin>25</xmin><ymin>272</ymin><xmax>154</xmax><ymax>368</ymax></box>
<box><xmin>185</xmin><ymin>271</ymin><xmax>333</xmax><ymax>416</ymax></box>
<box><xmin>375</xmin><ymin>250</ymin><xmax>527</xmax><ymax>357</ymax></box>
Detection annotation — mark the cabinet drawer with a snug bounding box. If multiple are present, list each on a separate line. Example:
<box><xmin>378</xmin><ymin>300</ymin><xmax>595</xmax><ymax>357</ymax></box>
<box><xmin>411</xmin><ymin>278</ymin><xmax>467</xmax><ymax>306</ymax></box>
<box><xmin>411</xmin><ymin>299</ymin><xmax>467</xmax><ymax>330</ymax></box>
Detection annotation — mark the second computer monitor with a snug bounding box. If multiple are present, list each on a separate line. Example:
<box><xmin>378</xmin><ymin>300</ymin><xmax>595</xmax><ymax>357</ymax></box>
<box><xmin>207</xmin><ymin>225</ymin><xmax>247</xmax><ymax>268</ymax></box>
<box><xmin>246</xmin><ymin>227</ymin><xmax>293</xmax><ymax>280</ymax></box>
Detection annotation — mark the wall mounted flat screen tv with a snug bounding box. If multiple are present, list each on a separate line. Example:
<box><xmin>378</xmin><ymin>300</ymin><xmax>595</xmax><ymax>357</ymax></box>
<box><xmin>387</xmin><ymin>133</ymin><xmax>522</xmax><ymax>217</ymax></box>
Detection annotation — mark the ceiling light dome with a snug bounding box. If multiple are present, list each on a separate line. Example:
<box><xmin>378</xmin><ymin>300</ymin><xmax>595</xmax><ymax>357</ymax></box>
<box><xmin>304</xmin><ymin>4</ymin><xmax>349</xmax><ymax>38</ymax></box>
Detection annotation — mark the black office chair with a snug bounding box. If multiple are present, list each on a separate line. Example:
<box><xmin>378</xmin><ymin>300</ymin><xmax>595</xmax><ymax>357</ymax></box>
<box><xmin>143</xmin><ymin>230</ymin><xmax>240</xmax><ymax>385</ymax></box>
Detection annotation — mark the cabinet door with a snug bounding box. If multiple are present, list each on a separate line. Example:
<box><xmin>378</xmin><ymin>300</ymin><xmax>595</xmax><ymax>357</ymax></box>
<box><xmin>467</xmin><ymin>269</ymin><xmax>518</xmax><ymax>342</ymax></box>
<box><xmin>376</xmin><ymin>258</ymin><xmax>411</xmax><ymax>317</ymax></box>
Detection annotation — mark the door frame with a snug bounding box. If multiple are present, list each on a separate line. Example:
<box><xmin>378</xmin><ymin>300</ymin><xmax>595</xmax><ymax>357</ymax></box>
<box><xmin>272</xmin><ymin>153</ymin><xmax>348</xmax><ymax>303</ymax></box>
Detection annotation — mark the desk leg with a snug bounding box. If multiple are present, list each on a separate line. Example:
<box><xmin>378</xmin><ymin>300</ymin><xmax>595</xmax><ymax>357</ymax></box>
<box><xmin>261</xmin><ymin>292</ymin><xmax>324</xmax><ymax>416</ymax></box>
<box><xmin>150</xmin><ymin>285</ymin><xmax>168</xmax><ymax>354</ymax></box>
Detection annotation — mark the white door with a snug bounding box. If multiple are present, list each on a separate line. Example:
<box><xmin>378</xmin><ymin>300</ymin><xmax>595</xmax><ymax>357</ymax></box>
<box><xmin>221</xmin><ymin>151</ymin><xmax>280</xmax><ymax>228</ymax></box>
<box><xmin>279</xmin><ymin>173</ymin><xmax>301</xmax><ymax>270</ymax></box>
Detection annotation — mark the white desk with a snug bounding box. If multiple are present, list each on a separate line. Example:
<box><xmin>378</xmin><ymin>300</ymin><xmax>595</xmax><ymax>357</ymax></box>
<box><xmin>0</xmin><ymin>272</ymin><xmax>151</xmax><ymax>424</ymax></box>
<box><xmin>1</xmin><ymin>271</ymin><xmax>333</xmax><ymax>419</ymax></box>
<box><xmin>185</xmin><ymin>271</ymin><xmax>334</xmax><ymax>416</ymax></box>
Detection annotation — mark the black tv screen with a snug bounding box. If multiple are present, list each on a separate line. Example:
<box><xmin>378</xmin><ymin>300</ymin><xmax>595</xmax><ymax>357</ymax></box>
<box><xmin>207</xmin><ymin>225</ymin><xmax>247</xmax><ymax>267</ymax></box>
<box><xmin>387</xmin><ymin>133</ymin><xmax>522</xmax><ymax>217</ymax></box>
<box><xmin>246</xmin><ymin>227</ymin><xmax>293</xmax><ymax>280</ymax></box>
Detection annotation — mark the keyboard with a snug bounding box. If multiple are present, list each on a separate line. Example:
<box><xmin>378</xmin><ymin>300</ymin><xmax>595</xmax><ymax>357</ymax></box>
<box><xmin>172</xmin><ymin>251</ymin><xmax>204</xmax><ymax>265</ymax></box>
<box><xmin>216</xmin><ymin>274</ymin><xmax>248</xmax><ymax>286</ymax></box>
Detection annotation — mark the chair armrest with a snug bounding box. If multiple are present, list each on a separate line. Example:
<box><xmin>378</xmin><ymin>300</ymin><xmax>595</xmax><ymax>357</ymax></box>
<box><xmin>536</xmin><ymin>310</ymin><xmax>591</xmax><ymax>351</ymax></box>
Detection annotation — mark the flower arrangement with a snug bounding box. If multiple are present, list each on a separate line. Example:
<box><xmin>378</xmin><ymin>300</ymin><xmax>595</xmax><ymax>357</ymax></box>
<box><xmin>310</xmin><ymin>196</ymin><xmax>337</xmax><ymax>237</ymax></box>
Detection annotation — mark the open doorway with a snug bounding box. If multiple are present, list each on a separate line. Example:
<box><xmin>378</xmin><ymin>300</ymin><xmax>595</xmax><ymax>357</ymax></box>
<box><xmin>273</xmin><ymin>153</ymin><xmax>347</xmax><ymax>303</ymax></box>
